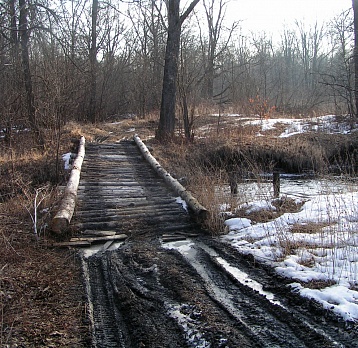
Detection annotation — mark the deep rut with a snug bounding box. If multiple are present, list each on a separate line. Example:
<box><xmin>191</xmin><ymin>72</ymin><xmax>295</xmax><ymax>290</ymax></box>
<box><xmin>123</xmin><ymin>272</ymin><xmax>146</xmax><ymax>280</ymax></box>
<box><xmin>74</xmin><ymin>141</ymin><xmax>357</xmax><ymax>347</ymax></box>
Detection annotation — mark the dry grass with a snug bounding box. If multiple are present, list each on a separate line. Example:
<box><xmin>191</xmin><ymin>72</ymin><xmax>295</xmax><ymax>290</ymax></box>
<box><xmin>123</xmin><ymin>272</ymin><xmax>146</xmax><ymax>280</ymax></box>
<box><xmin>290</xmin><ymin>222</ymin><xmax>331</xmax><ymax>234</ymax></box>
<box><xmin>0</xmin><ymin>129</ymin><xmax>90</xmax><ymax>347</ymax></box>
<box><xmin>298</xmin><ymin>279</ymin><xmax>337</xmax><ymax>289</ymax></box>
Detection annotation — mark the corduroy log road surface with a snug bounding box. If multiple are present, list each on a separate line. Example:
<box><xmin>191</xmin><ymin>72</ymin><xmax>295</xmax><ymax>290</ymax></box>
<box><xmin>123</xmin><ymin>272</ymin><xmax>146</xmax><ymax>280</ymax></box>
<box><xmin>72</xmin><ymin>140</ymin><xmax>357</xmax><ymax>348</ymax></box>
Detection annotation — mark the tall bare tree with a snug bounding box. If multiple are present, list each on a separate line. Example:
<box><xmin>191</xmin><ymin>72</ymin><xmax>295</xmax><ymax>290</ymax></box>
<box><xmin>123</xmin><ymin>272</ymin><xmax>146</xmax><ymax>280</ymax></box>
<box><xmin>202</xmin><ymin>0</ymin><xmax>236</xmax><ymax>99</ymax></box>
<box><xmin>156</xmin><ymin>0</ymin><xmax>200</xmax><ymax>141</ymax></box>
<box><xmin>88</xmin><ymin>0</ymin><xmax>98</xmax><ymax>123</ymax></box>
<box><xmin>19</xmin><ymin>0</ymin><xmax>44</xmax><ymax>145</ymax></box>
<box><xmin>353</xmin><ymin>0</ymin><xmax>358</xmax><ymax>116</ymax></box>
<box><xmin>127</xmin><ymin>1</ymin><xmax>165</xmax><ymax>117</ymax></box>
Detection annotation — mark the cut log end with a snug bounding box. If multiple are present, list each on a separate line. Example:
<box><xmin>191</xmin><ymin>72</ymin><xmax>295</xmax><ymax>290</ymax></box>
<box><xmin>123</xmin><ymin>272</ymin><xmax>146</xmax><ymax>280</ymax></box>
<box><xmin>197</xmin><ymin>208</ymin><xmax>209</xmax><ymax>220</ymax></box>
<box><xmin>51</xmin><ymin>217</ymin><xmax>70</xmax><ymax>234</ymax></box>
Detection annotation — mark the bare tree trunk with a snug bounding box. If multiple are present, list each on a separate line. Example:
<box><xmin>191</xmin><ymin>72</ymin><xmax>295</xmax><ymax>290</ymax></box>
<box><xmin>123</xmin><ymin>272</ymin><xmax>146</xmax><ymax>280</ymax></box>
<box><xmin>156</xmin><ymin>0</ymin><xmax>200</xmax><ymax>141</ymax></box>
<box><xmin>353</xmin><ymin>0</ymin><xmax>358</xmax><ymax>117</ymax></box>
<box><xmin>157</xmin><ymin>0</ymin><xmax>181</xmax><ymax>140</ymax></box>
<box><xmin>181</xmin><ymin>91</ymin><xmax>191</xmax><ymax>139</ymax></box>
<box><xmin>203</xmin><ymin>0</ymin><xmax>219</xmax><ymax>99</ymax></box>
<box><xmin>9</xmin><ymin>0</ymin><xmax>19</xmax><ymax>51</ymax></box>
<box><xmin>5</xmin><ymin>0</ymin><xmax>19</xmax><ymax>146</ymax></box>
<box><xmin>19</xmin><ymin>0</ymin><xmax>44</xmax><ymax>146</ymax></box>
<box><xmin>88</xmin><ymin>0</ymin><xmax>98</xmax><ymax>123</ymax></box>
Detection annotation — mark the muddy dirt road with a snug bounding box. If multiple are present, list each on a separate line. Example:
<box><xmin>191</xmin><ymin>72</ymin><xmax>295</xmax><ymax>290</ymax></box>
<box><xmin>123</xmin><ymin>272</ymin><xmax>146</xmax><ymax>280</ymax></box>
<box><xmin>75</xmin><ymin>141</ymin><xmax>357</xmax><ymax>347</ymax></box>
<box><xmin>81</xmin><ymin>237</ymin><xmax>357</xmax><ymax>348</ymax></box>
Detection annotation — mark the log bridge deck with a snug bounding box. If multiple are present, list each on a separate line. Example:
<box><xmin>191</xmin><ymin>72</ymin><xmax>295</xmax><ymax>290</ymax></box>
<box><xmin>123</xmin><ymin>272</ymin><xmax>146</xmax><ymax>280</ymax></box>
<box><xmin>63</xmin><ymin>138</ymin><xmax>203</xmax><ymax>246</ymax></box>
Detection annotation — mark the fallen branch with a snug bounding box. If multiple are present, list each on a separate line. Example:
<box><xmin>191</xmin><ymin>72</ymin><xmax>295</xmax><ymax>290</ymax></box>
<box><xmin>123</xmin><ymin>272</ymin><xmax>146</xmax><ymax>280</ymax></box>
<box><xmin>70</xmin><ymin>234</ymin><xmax>127</xmax><ymax>243</ymax></box>
<box><xmin>52</xmin><ymin>136</ymin><xmax>86</xmax><ymax>233</ymax></box>
<box><xmin>133</xmin><ymin>134</ymin><xmax>208</xmax><ymax>220</ymax></box>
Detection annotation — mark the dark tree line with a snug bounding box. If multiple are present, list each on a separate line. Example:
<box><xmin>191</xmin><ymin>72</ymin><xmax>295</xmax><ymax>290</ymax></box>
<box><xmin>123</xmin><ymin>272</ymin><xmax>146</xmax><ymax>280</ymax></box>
<box><xmin>0</xmin><ymin>0</ymin><xmax>354</xmax><ymax>145</ymax></box>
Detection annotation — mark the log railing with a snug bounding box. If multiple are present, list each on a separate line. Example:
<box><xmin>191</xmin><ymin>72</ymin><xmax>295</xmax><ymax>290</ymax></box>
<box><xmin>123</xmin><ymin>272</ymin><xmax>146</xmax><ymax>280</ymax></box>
<box><xmin>52</xmin><ymin>136</ymin><xmax>85</xmax><ymax>233</ymax></box>
<box><xmin>133</xmin><ymin>134</ymin><xmax>208</xmax><ymax>219</ymax></box>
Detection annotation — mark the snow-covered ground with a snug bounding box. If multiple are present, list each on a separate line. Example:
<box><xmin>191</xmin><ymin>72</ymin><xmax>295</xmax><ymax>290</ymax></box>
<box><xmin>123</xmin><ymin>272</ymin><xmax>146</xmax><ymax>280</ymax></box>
<box><xmin>220</xmin><ymin>115</ymin><xmax>358</xmax><ymax>322</ymax></box>
<box><xmin>207</xmin><ymin>113</ymin><xmax>357</xmax><ymax>138</ymax></box>
<box><xmin>245</xmin><ymin>114</ymin><xmax>355</xmax><ymax>137</ymax></box>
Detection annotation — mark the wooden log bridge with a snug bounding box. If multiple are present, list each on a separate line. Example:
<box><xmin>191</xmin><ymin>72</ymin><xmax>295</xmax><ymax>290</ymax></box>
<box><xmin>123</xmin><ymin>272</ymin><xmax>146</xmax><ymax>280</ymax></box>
<box><xmin>52</xmin><ymin>135</ymin><xmax>207</xmax><ymax>244</ymax></box>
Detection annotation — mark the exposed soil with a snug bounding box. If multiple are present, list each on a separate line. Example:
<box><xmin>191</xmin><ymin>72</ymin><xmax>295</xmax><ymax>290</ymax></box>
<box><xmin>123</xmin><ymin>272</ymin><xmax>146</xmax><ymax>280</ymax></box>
<box><xmin>0</xmin><ymin>235</ymin><xmax>90</xmax><ymax>347</ymax></box>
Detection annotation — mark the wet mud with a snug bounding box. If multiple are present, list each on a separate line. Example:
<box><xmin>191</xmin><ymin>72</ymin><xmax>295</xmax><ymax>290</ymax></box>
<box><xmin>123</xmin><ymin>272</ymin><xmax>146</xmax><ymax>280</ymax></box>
<box><xmin>82</xmin><ymin>238</ymin><xmax>358</xmax><ymax>347</ymax></box>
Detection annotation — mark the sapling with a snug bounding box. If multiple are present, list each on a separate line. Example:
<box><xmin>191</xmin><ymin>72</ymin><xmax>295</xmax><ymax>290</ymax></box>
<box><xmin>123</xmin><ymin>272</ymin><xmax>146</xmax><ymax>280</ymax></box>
<box><xmin>24</xmin><ymin>185</ymin><xmax>51</xmax><ymax>240</ymax></box>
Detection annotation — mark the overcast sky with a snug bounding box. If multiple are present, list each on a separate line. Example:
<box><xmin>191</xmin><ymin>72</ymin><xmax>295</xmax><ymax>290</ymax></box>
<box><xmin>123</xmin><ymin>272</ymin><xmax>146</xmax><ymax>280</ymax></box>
<box><xmin>219</xmin><ymin>0</ymin><xmax>352</xmax><ymax>40</ymax></box>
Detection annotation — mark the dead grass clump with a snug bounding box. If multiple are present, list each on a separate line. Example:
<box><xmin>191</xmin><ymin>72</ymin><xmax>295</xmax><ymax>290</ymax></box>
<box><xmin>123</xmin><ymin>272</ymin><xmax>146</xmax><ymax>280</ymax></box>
<box><xmin>349</xmin><ymin>283</ymin><xmax>358</xmax><ymax>291</ymax></box>
<box><xmin>186</xmin><ymin>172</ymin><xmax>226</xmax><ymax>234</ymax></box>
<box><xmin>278</xmin><ymin>240</ymin><xmax>311</xmax><ymax>260</ymax></box>
<box><xmin>297</xmin><ymin>255</ymin><xmax>316</xmax><ymax>268</ymax></box>
<box><xmin>234</xmin><ymin>207</ymin><xmax>278</xmax><ymax>224</ymax></box>
<box><xmin>0</xmin><ymin>153</ymin><xmax>63</xmax><ymax>204</ymax></box>
<box><xmin>301</xmin><ymin>279</ymin><xmax>337</xmax><ymax>289</ymax></box>
<box><xmin>290</xmin><ymin>222</ymin><xmax>331</xmax><ymax>234</ymax></box>
<box><xmin>231</xmin><ymin>197</ymin><xmax>303</xmax><ymax>225</ymax></box>
<box><xmin>272</xmin><ymin>196</ymin><xmax>305</xmax><ymax>214</ymax></box>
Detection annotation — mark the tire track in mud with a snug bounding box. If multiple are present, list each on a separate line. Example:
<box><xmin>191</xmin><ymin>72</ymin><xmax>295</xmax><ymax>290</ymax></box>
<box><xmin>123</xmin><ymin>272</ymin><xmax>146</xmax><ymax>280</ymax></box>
<box><xmin>164</xmin><ymin>239</ymin><xmax>357</xmax><ymax>347</ymax></box>
<box><xmin>75</xmin><ymin>141</ymin><xmax>357</xmax><ymax>347</ymax></box>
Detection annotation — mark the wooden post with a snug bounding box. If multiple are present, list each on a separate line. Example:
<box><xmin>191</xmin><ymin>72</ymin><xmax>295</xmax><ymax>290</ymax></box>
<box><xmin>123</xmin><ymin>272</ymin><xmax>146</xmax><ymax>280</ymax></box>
<box><xmin>273</xmin><ymin>171</ymin><xmax>280</xmax><ymax>198</ymax></box>
<box><xmin>52</xmin><ymin>136</ymin><xmax>86</xmax><ymax>233</ymax></box>
<box><xmin>228</xmin><ymin>171</ymin><xmax>238</xmax><ymax>195</ymax></box>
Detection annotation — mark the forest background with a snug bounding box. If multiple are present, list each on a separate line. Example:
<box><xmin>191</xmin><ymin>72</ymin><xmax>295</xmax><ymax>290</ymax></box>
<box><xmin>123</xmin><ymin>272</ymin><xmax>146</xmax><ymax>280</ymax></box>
<box><xmin>0</xmin><ymin>0</ymin><xmax>355</xmax><ymax>146</ymax></box>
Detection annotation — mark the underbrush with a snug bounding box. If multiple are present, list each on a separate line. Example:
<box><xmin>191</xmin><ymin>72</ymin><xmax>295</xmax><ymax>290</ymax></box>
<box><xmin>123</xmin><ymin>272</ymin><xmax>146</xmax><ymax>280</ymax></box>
<box><xmin>193</xmin><ymin>132</ymin><xmax>357</xmax><ymax>175</ymax></box>
<box><xmin>0</xmin><ymin>129</ymin><xmax>89</xmax><ymax>346</ymax></box>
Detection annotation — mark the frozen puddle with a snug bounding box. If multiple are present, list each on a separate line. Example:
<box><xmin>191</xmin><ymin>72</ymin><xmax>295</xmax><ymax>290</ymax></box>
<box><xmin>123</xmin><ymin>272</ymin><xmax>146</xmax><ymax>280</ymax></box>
<box><xmin>162</xmin><ymin>240</ymin><xmax>285</xmax><ymax>309</ymax></box>
<box><xmin>216</xmin><ymin>257</ymin><xmax>285</xmax><ymax>308</ymax></box>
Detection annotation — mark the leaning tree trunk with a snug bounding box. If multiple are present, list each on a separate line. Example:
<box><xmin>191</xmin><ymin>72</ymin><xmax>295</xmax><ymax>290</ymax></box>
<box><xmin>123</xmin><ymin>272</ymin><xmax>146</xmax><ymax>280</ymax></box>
<box><xmin>19</xmin><ymin>0</ymin><xmax>44</xmax><ymax>146</ymax></box>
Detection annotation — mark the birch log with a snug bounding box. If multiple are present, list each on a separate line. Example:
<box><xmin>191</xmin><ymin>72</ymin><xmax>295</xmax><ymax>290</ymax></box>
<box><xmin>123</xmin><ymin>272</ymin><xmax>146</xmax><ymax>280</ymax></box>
<box><xmin>52</xmin><ymin>136</ymin><xmax>86</xmax><ymax>233</ymax></box>
<box><xmin>133</xmin><ymin>134</ymin><xmax>208</xmax><ymax>219</ymax></box>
